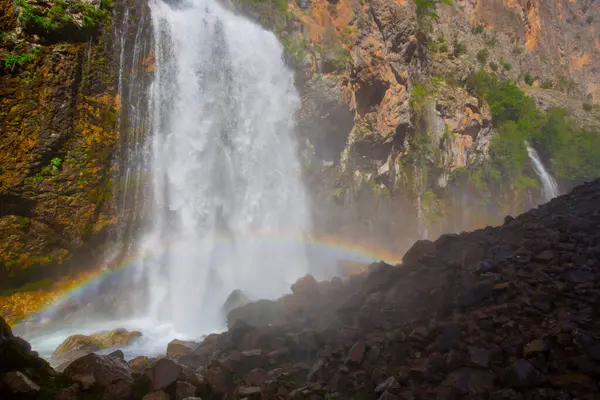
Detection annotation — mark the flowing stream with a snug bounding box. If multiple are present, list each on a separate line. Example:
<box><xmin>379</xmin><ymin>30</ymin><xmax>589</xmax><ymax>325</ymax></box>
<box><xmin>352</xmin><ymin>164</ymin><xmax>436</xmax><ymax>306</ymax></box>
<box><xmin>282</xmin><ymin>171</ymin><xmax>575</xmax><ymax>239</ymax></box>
<box><xmin>526</xmin><ymin>142</ymin><xmax>560</xmax><ymax>202</ymax></box>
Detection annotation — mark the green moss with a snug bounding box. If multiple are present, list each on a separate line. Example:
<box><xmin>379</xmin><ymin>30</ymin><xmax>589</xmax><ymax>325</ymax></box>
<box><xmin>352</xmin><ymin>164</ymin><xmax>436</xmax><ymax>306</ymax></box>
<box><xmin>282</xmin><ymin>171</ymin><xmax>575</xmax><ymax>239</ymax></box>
<box><xmin>2</xmin><ymin>47</ymin><xmax>39</xmax><ymax>71</ymax></box>
<box><xmin>278</xmin><ymin>35</ymin><xmax>308</xmax><ymax>63</ymax></box>
<box><xmin>15</xmin><ymin>0</ymin><xmax>112</xmax><ymax>35</ymax></box>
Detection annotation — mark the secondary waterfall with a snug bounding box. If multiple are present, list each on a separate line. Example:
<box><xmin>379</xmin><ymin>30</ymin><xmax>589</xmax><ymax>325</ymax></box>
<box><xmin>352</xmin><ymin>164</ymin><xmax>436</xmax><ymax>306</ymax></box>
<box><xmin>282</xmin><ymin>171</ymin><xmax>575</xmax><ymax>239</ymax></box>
<box><xmin>134</xmin><ymin>0</ymin><xmax>310</xmax><ymax>335</ymax></box>
<box><xmin>526</xmin><ymin>142</ymin><xmax>559</xmax><ymax>202</ymax></box>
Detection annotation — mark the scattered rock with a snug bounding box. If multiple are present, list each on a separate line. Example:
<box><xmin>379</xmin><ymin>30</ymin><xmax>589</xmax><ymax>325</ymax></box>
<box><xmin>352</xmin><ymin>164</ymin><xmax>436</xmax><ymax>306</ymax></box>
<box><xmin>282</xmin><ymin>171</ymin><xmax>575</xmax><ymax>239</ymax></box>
<box><xmin>346</xmin><ymin>340</ymin><xmax>366</xmax><ymax>364</ymax></box>
<box><xmin>167</xmin><ymin>339</ymin><xmax>198</xmax><ymax>359</ymax></box>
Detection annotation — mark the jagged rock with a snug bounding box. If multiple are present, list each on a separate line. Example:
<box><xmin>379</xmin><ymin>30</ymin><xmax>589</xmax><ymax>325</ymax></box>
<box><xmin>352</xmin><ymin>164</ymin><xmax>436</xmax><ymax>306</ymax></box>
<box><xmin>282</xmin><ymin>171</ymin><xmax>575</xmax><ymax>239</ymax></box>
<box><xmin>467</xmin><ymin>346</ymin><xmax>490</xmax><ymax>368</ymax></box>
<box><xmin>167</xmin><ymin>339</ymin><xmax>198</xmax><ymax>359</ymax></box>
<box><xmin>442</xmin><ymin>368</ymin><xmax>495</xmax><ymax>395</ymax></box>
<box><xmin>51</xmin><ymin>328</ymin><xmax>142</xmax><ymax>366</ymax></box>
<box><xmin>175</xmin><ymin>381</ymin><xmax>198</xmax><ymax>399</ymax></box>
<box><xmin>501</xmin><ymin>359</ymin><xmax>545</xmax><ymax>388</ymax></box>
<box><xmin>238</xmin><ymin>385</ymin><xmax>261</xmax><ymax>397</ymax></box>
<box><xmin>129</xmin><ymin>356</ymin><xmax>153</xmax><ymax>372</ymax></box>
<box><xmin>145</xmin><ymin>358</ymin><xmax>184</xmax><ymax>391</ymax></box>
<box><xmin>291</xmin><ymin>274</ymin><xmax>319</xmax><ymax>297</ymax></box>
<box><xmin>346</xmin><ymin>340</ymin><xmax>366</xmax><ymax>364</ymax></box>
<box><xmin>142</xmin><ymin>391</ymin><xmax>170</xmax><ymax>400</ymax></box>
<box><xmin>2</xmin><ymin>371</ymin><xmax>40</xmax><ymax>393</ymax></box>
<box><xmin>62</xmin><ymin>353</ymin><xmax>133</xmax><ymax>399</ymax></box>
<box><xmin>222</xmin><ymin>289</ymin><xmax>253</xmax><ymax>316</ymax></box>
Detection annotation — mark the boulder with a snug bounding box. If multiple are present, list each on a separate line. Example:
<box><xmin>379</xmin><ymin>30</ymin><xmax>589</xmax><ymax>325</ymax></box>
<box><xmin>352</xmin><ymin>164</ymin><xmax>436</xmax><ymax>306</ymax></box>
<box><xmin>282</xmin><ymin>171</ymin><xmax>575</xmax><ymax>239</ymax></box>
<box><xmin>290</xmin><ymin>274</ymin><xmax>319</xmax><ymax>297</ymax></box>
<box><xmin>167</xmin><ymin>339</ymin><xmax>198</xmax><ymax>359</ymax></box>
<box><xmin>62</xmin><ymin>353</ymin><xmax>133</xmax><ymax>391</ymax></box>
<box><xmin>222</xmin><ymin>289</ymin><xmax>253</xmax><ymax>316</ymax></box>
<box><xmin>175</xmin><ymin>381</ymin><xmax>198</xmax><ymax>399</ymax></box>
<box><xmin>145</xmin><ymin>358</ymin><xmax>184</xmax><ymax>391</ymax></box>
<box><xmin>2</xmin><ymin>371</ymin><xmax>40</xmax><ymax>394</ymax></box>
<box><xmin>51</xmin><ymin>328</ymin><xmax>142</xmax><ymax>366</ymax></box>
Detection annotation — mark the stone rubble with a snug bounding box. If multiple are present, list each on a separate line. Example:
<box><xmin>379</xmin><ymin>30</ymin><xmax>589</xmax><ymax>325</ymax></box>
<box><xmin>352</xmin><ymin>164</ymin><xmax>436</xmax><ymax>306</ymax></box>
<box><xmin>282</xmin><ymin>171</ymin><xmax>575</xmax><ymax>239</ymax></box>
<box><xmin>1</xmin><ymin>179</ymin><xmax>600</xmax><ymax>398</ymax></box>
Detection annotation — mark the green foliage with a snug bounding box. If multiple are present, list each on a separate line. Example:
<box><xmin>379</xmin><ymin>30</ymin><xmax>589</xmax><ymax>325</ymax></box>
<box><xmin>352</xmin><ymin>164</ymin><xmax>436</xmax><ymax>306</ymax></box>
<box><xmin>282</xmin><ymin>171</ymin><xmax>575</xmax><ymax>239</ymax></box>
<box><xmin>489</xmin><ymin>61</ymin><xmax>498</xmax><ymax>71</ymax></box>
<box><xmin>414</xmin><ymin>0</ymin><xmax>452</xmax><ymax>33</ymax></box>
<box><xmin>279</xmin><ymin>35</ymin><xmax>308</xmax><ymax>63</ymax></box>
<box><xmin>523</xmin><ymin>72</ymin><xmax>535</xmax><ymax>86</ymax></box>
<box><xmin>583</xmin><ymin>102</ymin><xmax>593</xmax><ymax>111</ymax></box>
<box><xmin>409</xmin><ymin>78</ymin><xmax>441</xmax><ymax>111</ymax></box>
<box><xmin>453</xmin><ymin>37</ymin><xmax>467</xmax><ymax>56</ymax></box>
<box><xmin>2</xmin><ymin>49</ymin><xmax>37</xmax><ymax>70</ymax></box>
<box><xmin>471</xmin><ymin>71</ymin><xmax>600</xmax><ymax>186</ymax></box>
<box><xmin>15</xmin><ymin>0</ymin><xmax>112</xmax><ymax>34</ymax></box>
<box><xmin>476</xmin><ymin>48</ymin><xmax>489</xmax><ymax>65</ymax></box>
<box><xmin>502</xmin><ymin>61</ymin><xmax>512</xmax><ymax>70</ymax></box>
<box><xmin>471</xmin><ymin>24</ymin><xmax>484</xmax><ymax>34</ymax></box>
<box><xmin>1</xmin><ymin>278</ymin><xmax>53</xmax><ymax>297</ymax></box>
<box><xmin>540</xmin><ymin>79</ymin><xmax>553</xmax><ymax>89</ymax></box>
<box><xmin>51</xmin><ymin>157</ymin><xmax>62</xmax><ymax>169</ymax></box>
<box><xmin>439</xmin><ymin>43</ymin><xmax>448</xmax><ymax>52</ymax></box>
<box><xmin>319</xmin><ymin>28</ymin><xmax>352</xmax><ymax>71</ymax></box>
<box><xmin>586</xmin><ymin>15</ymin><xmax>594</xmax><ymax>24</ymax></box>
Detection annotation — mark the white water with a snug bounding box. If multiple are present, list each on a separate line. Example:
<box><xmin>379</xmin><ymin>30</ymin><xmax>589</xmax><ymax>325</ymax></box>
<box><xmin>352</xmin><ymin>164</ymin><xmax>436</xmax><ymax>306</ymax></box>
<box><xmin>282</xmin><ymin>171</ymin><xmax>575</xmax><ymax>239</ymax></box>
<box><xmin>526</xmin><ymin>142</ymin><xmax>559</xmax><ymax>202</ymax></box>
<box><xmin>24</xmin><ymin>0</ymin><xmax>313</xmax><ymax>359</ymax></box>
<box><xmin>137</xmin><ymin>0</ymin><xmax>311</xmax><ymax>333</ymax></box>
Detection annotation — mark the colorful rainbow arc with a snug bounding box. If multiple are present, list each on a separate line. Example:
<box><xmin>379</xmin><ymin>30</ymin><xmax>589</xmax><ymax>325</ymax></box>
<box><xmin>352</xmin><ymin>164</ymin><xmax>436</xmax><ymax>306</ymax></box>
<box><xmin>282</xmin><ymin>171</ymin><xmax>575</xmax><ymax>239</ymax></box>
<box><xmin>16</xmin><ymin>233</ymin><xmax>402</xmax><ymax>323</ymax></box>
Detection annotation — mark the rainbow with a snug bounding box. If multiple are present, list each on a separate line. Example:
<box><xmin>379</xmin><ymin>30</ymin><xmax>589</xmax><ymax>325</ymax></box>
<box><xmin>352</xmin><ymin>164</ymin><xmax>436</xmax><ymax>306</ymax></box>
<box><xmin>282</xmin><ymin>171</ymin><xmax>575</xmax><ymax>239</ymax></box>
<box><xmin>11</xmin><ymin>233</ymin><xmax>402</xmax><ymax>325</ymax></box>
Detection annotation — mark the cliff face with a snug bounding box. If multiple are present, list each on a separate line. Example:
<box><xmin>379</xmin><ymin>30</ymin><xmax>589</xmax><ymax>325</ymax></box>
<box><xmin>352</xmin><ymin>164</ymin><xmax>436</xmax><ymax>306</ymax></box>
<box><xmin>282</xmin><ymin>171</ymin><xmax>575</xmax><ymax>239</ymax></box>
<box><xmin>0</xmin><ymin>0</ymin><xmax>125</xmax><ymax>289</ymax></box>
<box><xmin>240</xmin><ymin>0</ymin><xmax>600</xmax><ymax>255</ymax></box>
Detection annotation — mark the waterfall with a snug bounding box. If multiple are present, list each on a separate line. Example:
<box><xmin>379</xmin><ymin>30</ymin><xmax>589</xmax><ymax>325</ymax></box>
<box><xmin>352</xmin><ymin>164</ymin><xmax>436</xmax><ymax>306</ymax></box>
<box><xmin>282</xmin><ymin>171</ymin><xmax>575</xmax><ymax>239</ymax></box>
<box><xmin>132</xmin><ymin>0</ymin><xmax>311</xmax><ymax>335</ymax></box>
<box><xmin>526</xmin><ymin>142</ymin><xmax>559</xmax><ymax>202</ymax></box>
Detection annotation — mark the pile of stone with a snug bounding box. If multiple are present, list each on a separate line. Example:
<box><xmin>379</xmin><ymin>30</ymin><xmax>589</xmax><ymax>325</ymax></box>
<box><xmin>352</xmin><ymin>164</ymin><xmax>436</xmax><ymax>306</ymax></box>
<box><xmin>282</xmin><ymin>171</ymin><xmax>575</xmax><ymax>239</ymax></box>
<box><xmin>1</xmin><ymin>179</ymin><xmax>600</xmax><ymax>399</ymax></box>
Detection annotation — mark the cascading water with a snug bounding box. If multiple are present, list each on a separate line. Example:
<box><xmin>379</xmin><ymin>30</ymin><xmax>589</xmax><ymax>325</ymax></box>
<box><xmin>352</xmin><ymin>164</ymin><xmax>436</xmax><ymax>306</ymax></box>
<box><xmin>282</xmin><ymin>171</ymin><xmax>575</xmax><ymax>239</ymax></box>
<box><xmin>134</xmin><ymin>0</ymin><xmax>311</xmax><ymax>335</ymax></box>
<box><xmin>526</xmin><ymin>142</ymin><xmax>559</xmax><ymax>202</ymax></box>
<box><xmin>21</xmin><ymin>0</ymin><xmax>313</xmax><ymax>358</ymax></box>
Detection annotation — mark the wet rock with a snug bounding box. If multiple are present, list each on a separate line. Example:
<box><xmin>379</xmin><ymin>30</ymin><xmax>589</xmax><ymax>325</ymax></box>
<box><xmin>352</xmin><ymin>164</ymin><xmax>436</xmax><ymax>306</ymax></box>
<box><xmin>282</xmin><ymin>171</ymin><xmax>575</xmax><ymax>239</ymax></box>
<box><xmin>129</xmin><ymin>356</ymin><xmax>153</xmax><ymax>372</ymax></box>
<box><xmin>502</xmin><ymin>359</ymin><xmax>544</xmax><ymax>388</ymax></box>
<box><xmin>2</xmin><ymin>371</ymin><xmax>40</xmax><ymax>393</ymax></box>
<box><xmin>442</xmin><ymin>368</ymin><xmax>495</xmax><ymax>395</ymax></box>
<box><xmin>434</xmin><ymin>322</ymin><xmax>462</xmax><ymax>350</ymax></box>
<box><xmin>145</xmin><ymin>358</ymin><xmax>184</xmax><ymax>390</ymax></box>
<box><xmin>490</xmin><ymin>388</ymin><xmax>524</xmax><ymax>400</ymax></box>
<box><xmin>63</xmin><ymin>353</ymin><xmax>132</xmax><ymax>395</ymax></box>
<box><xmin>291</xmin><ymin>274</ymin><xmax>320</xmax><ymax>297</ymax></box>
<box><xmin>458</xmin><ymin>281</ymin><xmax>493</xmax><ymax>307</ymax></box>
<box><xmin>167</xmin><ymin>339</ymin><xmax>198</xmax><ymax>359</ymax></box>
<box><xmin>403</xmin><ymin>240</ymin><xmax>436</xmax><ymax>264</ymax></box>
<box><xmin>468</xmin><ymin>346</ymin><xmax>490</xmax><ymax>368</ymax></box>
<box><xmin>222</xmin><ymin>289</ymin><xmax>253</xmax><ymax>316</ymax></box>
<box><xmin>346</xmin><ymin>340</ymin><xmax>366</xmax><ymax>364</ymax></box>
<box><xmin>142</xmin><ymin>391</ymin><xmax>170</xmax><ymax>400</ymax></box>
<box><xmin>375</xmin><ymin>376</ymin><xmax>399</xmax><ymax>393</ymax></box>
<box><xmin>523</xmin><ymin>339</ymin><xmax>549</xmax><ymax>357</ymax></box>
<box><xmin>108</xmin><ymin>349</ymin><xmax>125</xmax><ymax>360</ymax></box>
<box><xmin>564</xmin><ymin>269</ymin><xmax>596</xmax><ymax>283</ymax></box>
<box><xmin>379</xmin><ymin>391</ymin><xmax>400</xmax><ymax>400</ymax></box>
<box><xmin>238</xmin><ymin>385</ymin><xmax>261</xmax><ymax>397</ymax></box>
<box><xmin>244</xmin><ymin>368</ymin><xmax>267</xmax><ymax>386</ymax></box>
<box><xmin>51</xmin><ymin>329</ymin><xmax>142</xmax><ymax>366</ymax></box>
<box><xmin>175</xmin><ymin>381</ymin><xmax>198</xmax><ymax>399</ymax></box>
<box><xmin>203</xmin><ymin>361</ymin><xmax>229</xmax><ymax>394</ymax></box>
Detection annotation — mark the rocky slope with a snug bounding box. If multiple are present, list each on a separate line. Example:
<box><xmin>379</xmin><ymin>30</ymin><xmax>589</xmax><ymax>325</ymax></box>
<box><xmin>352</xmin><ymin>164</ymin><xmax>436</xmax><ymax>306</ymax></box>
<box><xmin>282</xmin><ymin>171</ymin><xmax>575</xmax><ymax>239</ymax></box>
<box><xmin>2</xmin><ymin>178</ymin><xmax>600</xmax><ymax>399</ymax></box>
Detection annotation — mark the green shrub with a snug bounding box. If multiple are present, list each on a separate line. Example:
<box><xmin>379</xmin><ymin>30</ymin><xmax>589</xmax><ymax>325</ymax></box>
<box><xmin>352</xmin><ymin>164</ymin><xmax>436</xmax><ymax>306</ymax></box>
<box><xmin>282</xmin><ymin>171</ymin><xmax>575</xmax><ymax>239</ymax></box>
<box><xmin>279</xmin><ymin>35</ymin><xmax>308</xmax><ymax>63</ymax></box>
<box><xmin>414</xmin><ymin>0</ymin><xmax>453</xmax><ymax>33</ymax></box>
<box><xmin>476</xmin><ymin>48</ymin><xmax>489</xmax><ymax>64</ymax></box>
<box><xmin>471</xmin><ymin>24</ymin><xmax>484</xmax><ymax>34</ymax></box>
<box><xmin>586</xmin><ymin>15</ymin><xmax>594</xmax><ymax>24</ymax></box>
<box><xmin>439</xmin><ymin>43</ymin><xmax>448</xmax><ymax>52</ymax></box>
<box><xmin>502</xmin><ymin>61</ymin><xmax>512</xmax><ymax>70</ymax></box>
<box><xmin>489</xmin><ymin>61</ymin><xmax>498</xmax><ymax>71</ymax></box>
<box><xmin>523</xmin><ymin>72</ymin><xmax>535</xmax><ymax>85</ymax></box>
<box><xmin>2</xmin><ymin>50</ymin><xmax>37</xmax><ymax>70</ymax></box>
<box><xmin>583</xmin><ymin>102</ymin><xmax>593</xmax><ymax>111</ymax></box>
<box><xmin>453</xmin><ymin>39</ymin><xmax>467</xmax><ymax>56</ymax></box>
<box><xmin>51</xmin><ymin>157</ymin><xmax>62</xmax><ymax>169</ymax></box>
<box><xmin>540</xmin><ymin>79</ymin><xmax>553</xmax><ymax>89</ymax></box>
<box><xmin>15</xmin><ymin>0</ymin><xmax>112</xmax><ymax>34</ymax></box>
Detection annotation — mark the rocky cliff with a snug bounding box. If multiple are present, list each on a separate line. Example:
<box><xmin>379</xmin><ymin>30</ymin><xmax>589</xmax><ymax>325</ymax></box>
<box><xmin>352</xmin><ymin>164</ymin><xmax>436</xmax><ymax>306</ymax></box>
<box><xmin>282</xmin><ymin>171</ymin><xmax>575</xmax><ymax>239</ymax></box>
<box><xmin>0</xmin><ymin>0</ymin><xmax>152</xmax><ymax>292</ymax></box>
<box><xmin>234</xmin><ymin>0</ymin><xmax>600</xmax><ymax>255</ymax></box>
<box><xmin>2</xmin><ymin>178</ymin><xmax>599</xmax><ymax>399</ymax></box>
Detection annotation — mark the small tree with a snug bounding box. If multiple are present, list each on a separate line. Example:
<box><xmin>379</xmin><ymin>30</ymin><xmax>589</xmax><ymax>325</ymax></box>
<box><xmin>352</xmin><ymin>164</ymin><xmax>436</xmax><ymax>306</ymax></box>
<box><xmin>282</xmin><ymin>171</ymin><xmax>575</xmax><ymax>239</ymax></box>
<box><xmin>476</xmin><ymin>48</ymin><xmax>489</xmax><ymax>65</ymax></box>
